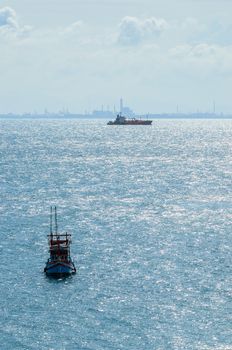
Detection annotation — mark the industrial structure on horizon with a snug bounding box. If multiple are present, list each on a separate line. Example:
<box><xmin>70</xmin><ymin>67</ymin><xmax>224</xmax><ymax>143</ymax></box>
<box><xmin>0</xmin><ymin>98</ymin><xmax>231</xmax><ymax>119</ymax></box>
<box><xmin>91</xmin><ymin>98</ymin><xmax>134</xmax><ymax>118</ymax></box>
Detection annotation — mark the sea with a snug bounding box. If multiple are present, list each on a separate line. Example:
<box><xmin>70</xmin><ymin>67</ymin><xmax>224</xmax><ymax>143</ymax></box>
<box><xmin>0</xmin><ymin>119</ymin><xmax>231</xmax><ymax>350</ymax></box>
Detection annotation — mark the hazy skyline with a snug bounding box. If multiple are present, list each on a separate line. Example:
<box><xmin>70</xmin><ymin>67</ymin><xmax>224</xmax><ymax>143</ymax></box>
<box><xmin>1</xmin><ymin>0</ymin><xmax>232</xmax><ymax>114</ymax></box>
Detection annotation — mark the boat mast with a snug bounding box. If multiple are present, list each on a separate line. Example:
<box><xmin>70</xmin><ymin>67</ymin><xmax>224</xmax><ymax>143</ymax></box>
<box><xmin>50</xmin><ymin>206</ymin><xmax>53</xmax><ymax>236</ymax></box>
<box><xmin>55</xmin><ymin>206</ymin><xmax>58</xmax><ymax>235</ymax></box>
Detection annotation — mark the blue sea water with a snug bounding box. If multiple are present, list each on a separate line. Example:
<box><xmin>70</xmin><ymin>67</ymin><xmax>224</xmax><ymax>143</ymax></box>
<box><xmin>0</xmin><ymin>119</ymin><xmax>231</xmax><ymax>350</ymax></box>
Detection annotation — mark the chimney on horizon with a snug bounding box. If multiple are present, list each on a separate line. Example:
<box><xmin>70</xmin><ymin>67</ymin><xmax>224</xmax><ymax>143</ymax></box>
<box><xmin>120</xmin><ymin>98</ymin><xmax>123</xmax><ymax>114</ymax></box>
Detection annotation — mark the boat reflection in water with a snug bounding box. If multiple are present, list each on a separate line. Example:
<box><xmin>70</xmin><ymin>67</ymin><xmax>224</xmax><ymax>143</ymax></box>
<box><xmin>107</xmin><ymin>114</ymin><xmax>152</xmax><ymax>125</ymax></box>
<box><xmin>44</xmin><ymin>206</ymin><xmax>76</xmax><ymax>277</ymax></box>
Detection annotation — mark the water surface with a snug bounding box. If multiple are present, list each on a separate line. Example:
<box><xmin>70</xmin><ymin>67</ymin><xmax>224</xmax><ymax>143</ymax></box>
<box><xmin>0</xmin><ymin>119</ymin><xmax>231</xmax><ymax>350</ymax></box>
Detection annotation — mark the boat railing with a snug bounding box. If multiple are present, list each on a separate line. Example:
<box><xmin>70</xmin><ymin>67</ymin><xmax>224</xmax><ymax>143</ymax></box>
<box><xmin>50</xmin><ymin>239</ymin><xmax>70</xmax><ymax>244</ymax></box>
<box><xmin>47</xmin><ymin>256</ymin><xmax>72</xmax><ymax>263</ymax></box>
<box><xmin>50</xmin><ymin>245</ymin><xmax>70</xmax><ymax>249</ymax></box>
<box><xmin>47</xmin><ymin>233</ymin><xmax>72</xmax><ymax>238</ymax></box>
<box><xmin>48</xmin><ymin>233</ymin><xmax>72</xmax><ymax>243</ymax></box>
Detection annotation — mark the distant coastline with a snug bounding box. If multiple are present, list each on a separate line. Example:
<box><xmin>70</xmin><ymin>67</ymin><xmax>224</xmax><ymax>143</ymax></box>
<box><xmin>1</xmin><ymin>113</ymin><xmax>232</xmax><ymax>120</ymax></box>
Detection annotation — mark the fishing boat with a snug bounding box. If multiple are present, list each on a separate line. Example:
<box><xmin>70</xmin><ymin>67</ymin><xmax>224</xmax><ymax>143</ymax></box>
<box><xmin>44</xmin><ymin>206</ymin><xmax>76</xmax><ymax>276</ymax></box>
<box><xmin>107</xmin><ymin>114</ymin><xmax>152</xmax><ymax>125</ymax></box>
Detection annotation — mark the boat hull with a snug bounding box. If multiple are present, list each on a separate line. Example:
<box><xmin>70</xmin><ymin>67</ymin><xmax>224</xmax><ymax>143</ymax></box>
<box><xmin>44</xmin><ymin>261</ymin><xmax>76</xmax><ymax>276</ymax></box>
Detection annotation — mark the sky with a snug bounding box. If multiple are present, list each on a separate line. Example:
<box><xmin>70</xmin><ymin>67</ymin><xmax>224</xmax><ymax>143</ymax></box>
<box><xmin>1</xmin><ymin>0</ymin><xmax>232</xmax><ymax>114</ymax></box>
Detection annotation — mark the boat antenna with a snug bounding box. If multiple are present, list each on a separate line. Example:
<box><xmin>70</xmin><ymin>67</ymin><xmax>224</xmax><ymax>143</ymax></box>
<box><xmin>50</xmin><ymin>206</ymin><xmax>53</xmax><ymax>236</ymax></box>
<box><xmin>55</xmin><ymin>206</ymin><xmax>58</xmax><ymax>235</ymax></box>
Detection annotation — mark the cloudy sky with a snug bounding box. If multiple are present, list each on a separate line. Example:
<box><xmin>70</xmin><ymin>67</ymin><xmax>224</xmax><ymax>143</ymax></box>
<box><xmin>0</xmin><ymin>0</ymin><xmax>232</xmax><ymax>114</ymax></box>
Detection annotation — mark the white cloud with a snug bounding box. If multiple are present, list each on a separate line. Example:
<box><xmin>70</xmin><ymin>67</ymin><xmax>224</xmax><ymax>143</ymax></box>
<box><xmin>0</xmin><ymin>7</ymin><xmax>32</xmax><ymax>38</ymax></box>
<box><xmin>170</xmin><ymin>43</ymin><xmax>232</xmax><ymax>63</ymax></box>
<box><xmin>62</xmin><ymin>21</ymin><xmax>83</xmax><ymax>35</ymax></box>
<box><xmin>118</xmin><ymin>16</ymin><xmax>168</xmax><ymax>45</ymax></box>
<box><xmin>0</xmin><ymin>7</ymin><xmax>18</xmax><ymax>29</ymax></box>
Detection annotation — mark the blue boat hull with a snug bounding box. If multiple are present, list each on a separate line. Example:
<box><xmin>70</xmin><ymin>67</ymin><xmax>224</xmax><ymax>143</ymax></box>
<box><xmin>44</xmin><ymin>261</ymin><xmax>76</xmax><ymax>276</ymax></box>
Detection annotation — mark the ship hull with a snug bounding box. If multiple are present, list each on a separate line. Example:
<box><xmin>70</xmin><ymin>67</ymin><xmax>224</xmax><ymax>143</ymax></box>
<box><xmin>107</xmin><ymin>120</ymin><xmax>152</xmax><ymax>125</ymax></box>
<box><xmin>44</xmin><ymin>261</ymin><xmax>76</xmax><ymax>276</ymax></box>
